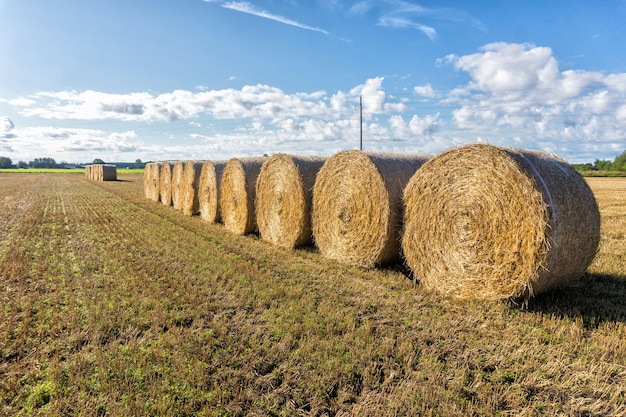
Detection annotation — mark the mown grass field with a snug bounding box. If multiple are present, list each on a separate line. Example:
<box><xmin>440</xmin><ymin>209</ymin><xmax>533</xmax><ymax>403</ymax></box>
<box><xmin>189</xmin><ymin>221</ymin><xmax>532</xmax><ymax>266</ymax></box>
<box><xmin>0</xmin><ymin>173</ymin><xmax>625</xmax><ymax>416</ymax></box>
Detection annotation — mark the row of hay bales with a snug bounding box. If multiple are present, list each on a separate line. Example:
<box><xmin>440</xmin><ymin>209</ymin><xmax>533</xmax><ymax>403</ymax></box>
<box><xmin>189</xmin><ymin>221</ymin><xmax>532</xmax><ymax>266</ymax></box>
<box><xmin>85</xmin><ymin>164</ymin><xmax>117</xmax><ymax>181</ymax></box>
<box><xmin>143</xmin><ymin>144</ymin><xmax>601</xmax><ymax>302</ymax></box>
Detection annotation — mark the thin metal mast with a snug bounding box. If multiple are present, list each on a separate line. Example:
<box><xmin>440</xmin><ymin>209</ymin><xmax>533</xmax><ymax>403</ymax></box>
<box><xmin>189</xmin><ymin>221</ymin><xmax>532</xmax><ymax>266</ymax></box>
<box><xmin>359</xmin><ymin>95</ymin><xmax>363</xmax><ymax>151</ymax></box>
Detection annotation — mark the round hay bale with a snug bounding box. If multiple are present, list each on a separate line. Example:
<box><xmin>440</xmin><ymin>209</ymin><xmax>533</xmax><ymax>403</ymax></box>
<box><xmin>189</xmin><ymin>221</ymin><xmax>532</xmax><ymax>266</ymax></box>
<box><xmin>198</xmin><ymin>160</ymin><xmax>227</xmax><ymax>224</ymax></box>
<box><xmin>401</xmin><ymin>144</ymin><xmax>601</xmax><ymax>301</ymax></box>
<box><xmin>143</xmin><ymin>163</ymin><xmax>152</xmax><ymax>199</ymax></box>
<box><xmin>256</xmin><ymin>154</ymin><xmax>327</xmax><ymax>248</ymax></box>
<box><xmin>159</xmin><ymin>162</ymin><xmax>175</xmax><ymax>206</ymax></box>
<box><xmin>219</xmin><ymin>157</ymin><xmax>266</xmax><ymax>235</ymax></box>
<box><xmin>148</xmin><ymin>162</ymin><xmax>162</xmax><ymax>202</ymax></box>
<box><xmin>181</xmin><ymin>161</ymin><xmax>205</xmax><ymax>216</ymax></box>
<box><xmin>171</xmin><ymin>161</ymin><xmax>185</xmax><ymax>211</ymax></box>
<box><xmin>312</xmin><ymin>151</ymin><xmax>430</xmax><ymax>268</ymax></box>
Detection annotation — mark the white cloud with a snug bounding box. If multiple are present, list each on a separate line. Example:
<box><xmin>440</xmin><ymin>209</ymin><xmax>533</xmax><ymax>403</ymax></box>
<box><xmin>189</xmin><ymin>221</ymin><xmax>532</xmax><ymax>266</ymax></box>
<box><xmin>221</xmin><ymin>1</ymin><xmax>330</xmax><ymax>35</ymax></box>
<box><xmin>414</xmin><ymin>84</ymin><xmax>436</xmax><ymax>98</ymax></box>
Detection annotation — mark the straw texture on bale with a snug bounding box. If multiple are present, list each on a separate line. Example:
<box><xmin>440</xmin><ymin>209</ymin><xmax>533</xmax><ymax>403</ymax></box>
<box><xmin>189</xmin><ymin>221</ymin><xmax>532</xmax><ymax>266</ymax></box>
<box><xmin>145</xmin><ymin>162</ymin><xmax>161</xmax><ymax>202</ymax></box>
<box><xmin>143</xmin><ymin>163</ymin><xmax>152</xmax><ymax>199</ymax></box>
<box><xmin>219</xmin><ymin>157</ymin><xmax>266</xmax><ymax>235</ymax></box>
<box><xmin>198</xmin><ymin>160</ymin><xmax>227</xmax><ymax>224</ymax></box>
<box><xmin>171</xmin><ymin>161</ymin><xmax>185</xmax><ymax>211</ymax></box>
<box><xmin>402</xmin><ymin>144</ymin><xmax>601</xmax><ymax>301</ymax></box>
<box><xmin>181</xmin><ymin>161</ymin><xmax>205</xmax><ymax>216</ymax></box>
<box><xmin>312</xmin><ymin>151</ymin><xmax>430</xmax><ymax>268</ymax></box>
<box><xmin>159</xmin><ymin>162</ymin><xmax>175</xmax><ymax>206</ymax></box>
<box><xmin>256</xmin><ymin>154</ymin><xmax>327</xmax><ymax>248</ymax></box>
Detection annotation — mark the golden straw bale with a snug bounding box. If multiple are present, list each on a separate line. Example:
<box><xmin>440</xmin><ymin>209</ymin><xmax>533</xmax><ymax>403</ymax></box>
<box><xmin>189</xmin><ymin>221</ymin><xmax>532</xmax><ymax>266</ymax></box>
<box><xmin>402</xmin><ymin>144</ymin><xmax>601</xmax><ymax>301</ymax></box>
<box><xmin>146</xmin><ymin>162</ymin><xmax>161</xmax><ymax>202</ymax></box>
<box><xmin>181</xmin><ymin>161</ymin><xmax>205</xmax><ymax>216</ymax></box>
<box><xmin>85</xmin><ymin>165</ymin><xmax>91</xmax><ymax>180</ymax></box>
<box><xmin>220</xmin><ymin>157</ymin><xmax>266</xmax><ymax>235</ymax></box>
<box><xmin>198</xmin><ymin>160</ymin><xmax>227</xmax><ymax>223</ymax></box>
<box><xmin>171</xmin><ymin>161</ymin><xmax>185</xmax><ymax>211</ymax></box>
<box><xmin>312</xmin><ymin>150</ymin><xmax>430</xmax><ymax>268</ymax></box>
<box><xmin>256</xmin><ymin>154</ymin><xmax>326</xmax><ymax>248</ymax></box>
<box><xmin>143</xmin><ymin>163</ymin><xmax>152</xmax><ymax>198</ymax></box>
<box><xmin>159</xmin><ymin>162</ymin><xmax>175</xmax><ymax>206</ymax></box>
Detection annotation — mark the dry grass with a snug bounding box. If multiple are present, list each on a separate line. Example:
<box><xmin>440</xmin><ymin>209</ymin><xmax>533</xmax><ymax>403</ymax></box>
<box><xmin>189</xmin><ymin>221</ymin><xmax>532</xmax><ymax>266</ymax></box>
<box><xmin>219</xmin><ymin>157</ymin><xmax>266</xmax><ymax>235</ymax></box>
<box><xmin>1</xmin><ymin>173</ymin><xmax>624</xmax><ymax>416</ymax></box>
<box><xmin>402</xmin><ymin>144</ymin><xmax>601</xmax><ymax>301</ymax></box>
<box><xmin>198</xmin><ymin>160</ymin><xmax>227</xmax><ymax>224</ymax></box>
<box><xmin>256</xmin><ymin>154</ymin><xmax>326</xmax><ymax>248</ymax></box>
<box><xmin>312</xmin><ymin>151</ymin><xmax>430</xmax><ymax>268</ymax></box>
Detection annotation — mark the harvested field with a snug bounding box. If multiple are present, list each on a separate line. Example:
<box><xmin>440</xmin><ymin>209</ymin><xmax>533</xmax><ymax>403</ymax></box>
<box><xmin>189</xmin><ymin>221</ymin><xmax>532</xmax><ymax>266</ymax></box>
<box><xmin>1</xmin><ymin>173</ymin><xmax>625</xmax><ymax>416</ymax></box>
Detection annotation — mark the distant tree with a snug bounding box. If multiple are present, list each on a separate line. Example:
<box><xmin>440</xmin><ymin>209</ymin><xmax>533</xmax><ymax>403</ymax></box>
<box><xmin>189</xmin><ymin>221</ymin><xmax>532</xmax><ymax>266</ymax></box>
<box><xmin>29</xmin><ymin>157</ymin><xmax>58</xmax><ymax>168</ymax></box>
<box><xmin>93</xmin><ymin>158</ymin><xmax>106</xmax><ymax>164</ymax></box>
<box><xmin>593</xmin><ymin>159</ymin><xmax>613</xmax><ymax>171</ymax></box>
<box><xmin>133</xmin><ymin>159</ymin><xmax>145</xmax><ymax>169</ymax></box>
<box><xmin>0</xmin><ymin>156</ymin><xmax>12</xmax><ymax>168</ymax></box>
<box><xmin>613</xmin><ymin>150</ymin><xmax>626</xmax><ymax>171</ymax></box>
<box><xmin>17</xmin><ymin>161</ymin><xmax>27</xmax><ymax>169</ymax></box>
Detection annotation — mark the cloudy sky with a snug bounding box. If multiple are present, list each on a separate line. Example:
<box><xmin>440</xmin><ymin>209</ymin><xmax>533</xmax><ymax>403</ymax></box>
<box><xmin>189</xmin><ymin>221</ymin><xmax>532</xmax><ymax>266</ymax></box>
<box><xmin>1</xmin><ymin>0</ymin><xmax>626</xmax><ymax>163</ymax></box>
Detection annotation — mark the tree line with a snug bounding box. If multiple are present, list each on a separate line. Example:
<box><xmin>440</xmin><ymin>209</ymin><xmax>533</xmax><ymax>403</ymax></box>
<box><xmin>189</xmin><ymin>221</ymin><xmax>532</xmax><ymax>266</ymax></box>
<box><xmin>0</xmin><ymin>157</ymin><xmax>146</xmax><ymax>169</ymax></box>
<box><xmin>573</xmin><ymin>149</ymin><xmax>626</xmax><ymax>172</ymax></box>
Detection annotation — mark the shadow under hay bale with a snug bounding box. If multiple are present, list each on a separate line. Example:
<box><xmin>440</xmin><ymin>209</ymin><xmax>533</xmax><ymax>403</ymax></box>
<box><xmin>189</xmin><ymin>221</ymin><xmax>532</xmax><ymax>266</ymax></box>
<box><xmin>198</xmin><ymin>160</ymin><xmax>227</xmax><ymax>224</ymax></box>
<box><xmin>220</xmin><ymin>157</ymin><xmax>266</xmax><ymax>235</ymax></box>
<box><xmin>181</xmin><ymin>161</ymin><xmax>205</xmax><ymax>216</ymax></box>
<box><xmin>256</xmin><ymin>154</ymin><xmax>327</xmax><ymax>248</ymax></box>
<box><xmin>159</xmin><ymin>162</ymin><xmax>175</xmax><ymax>206</ymax></box>
<box><xmin>402</xmin><ymin>144</ymin><xmax>601</xmax><ymax>301</ymax></box>
<box><xmin>312</xmin><ymin>150</ymin><xmax>430</xmax><ymax>268</ymax></box>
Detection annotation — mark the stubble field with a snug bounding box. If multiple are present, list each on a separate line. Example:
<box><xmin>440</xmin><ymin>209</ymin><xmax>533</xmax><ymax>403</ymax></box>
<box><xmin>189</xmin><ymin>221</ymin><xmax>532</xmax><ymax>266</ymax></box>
<box><xmin>0</xmin><ymin>173</ymin><xmax>625</xmax><ymax>416</ymax></box>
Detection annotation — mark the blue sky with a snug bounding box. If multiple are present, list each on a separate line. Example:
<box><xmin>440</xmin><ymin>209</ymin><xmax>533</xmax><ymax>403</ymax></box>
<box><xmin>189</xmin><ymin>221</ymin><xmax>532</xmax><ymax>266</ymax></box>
<box><xmin>1</xmin><ymin>0</ymin><xmax>626</xmax><ymax>163</ymax></box>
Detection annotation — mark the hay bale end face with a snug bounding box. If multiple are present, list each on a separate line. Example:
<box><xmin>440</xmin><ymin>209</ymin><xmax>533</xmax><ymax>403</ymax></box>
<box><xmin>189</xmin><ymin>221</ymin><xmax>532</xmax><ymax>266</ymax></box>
<box><xmin>401</xmin><ymin>144</ymin><xmax>601</xmax><ymax>301</ymax></box>
<box><xmin>312</xmin><ymin>151</ymin><xmax>430</xmax><ymax>268</ymax></box>
<box><xmin>198</xmin><ymin>160</ymin><xmax>227</xmax><ymax>224</ymax></box>
<box><xmin>181</xmin><ymin>161</ymin><xmax>205</xmax><ymax>216</ymax></box>
<box><xmin>102</xmin><ymin>165</ymin><xmax>117</xmax><ymax>181</ymax></box>
<box><xmin>159</xmin><ymin>162</ymin><xmax>175</xmax><ymax>206</ymax></box>
<box><xmin>256</xmin><ymin>154</ymin><xmax>326</xmax><ymax>248</ymax></box>
<box><xmin>219</xmin><ymin>157</ymin><xmax>266</xmax><ymax>235</ymax></box>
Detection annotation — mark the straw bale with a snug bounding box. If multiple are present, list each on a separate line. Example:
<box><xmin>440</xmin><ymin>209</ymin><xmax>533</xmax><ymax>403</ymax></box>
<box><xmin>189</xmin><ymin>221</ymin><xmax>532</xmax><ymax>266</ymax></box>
<box><xmin>159</xmin><ymin>162</ymin><xmax>175</xmax><ymax>206</ymax></box>
<box><xmin>198</xmin><ymin>160</ymin><xmax>227</xmax><ymax>223</ymax></box>
<box><xmin>102</xmin><ymin>165</ymin><xmax>117</xmax><ymax>181</ymax></box>
<box><xmin>219</xmin><ymin>156</ymin><xmax>266</xmax><ymax>235</ymax></box>
<box><xmin>312</xmin><ymin>150</ymin><xmax>430</xmax><ymax>268</ymax></box>
<box><xmin>143</xmin><ymin>163</ymin><xmax>152</xmax><ymax>198</ymax></box>
<box><xmin>256</xmin><ymin>154</ymin><xmax>327</xmax><ymax>248</ymax></box>
<box><xmin>171</xmin><ymin>161</ymin><xmax>185</xmax><ymax>211</ymax></box>
<box><xmin>181</xmin><ymin>161</ymin><xmax>205</xmax><ymax>216</ymax></box>
<box><xmin>401</xmin><ymin>144</ymin><xmax>601</xmax><ymax>301</ymax></box>
<box><xmin>145</xmin><ymin>162</ymin><xmax>161</xmax><ymax>202</ymax></box>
